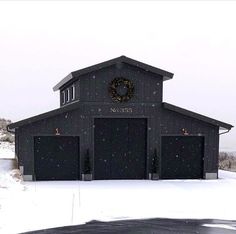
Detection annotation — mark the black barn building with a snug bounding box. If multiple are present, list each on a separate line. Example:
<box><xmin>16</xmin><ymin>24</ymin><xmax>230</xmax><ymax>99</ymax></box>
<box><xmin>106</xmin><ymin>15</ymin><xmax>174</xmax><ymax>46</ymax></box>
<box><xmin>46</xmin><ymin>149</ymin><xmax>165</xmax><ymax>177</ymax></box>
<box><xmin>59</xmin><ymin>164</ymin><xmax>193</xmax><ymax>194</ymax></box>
<box><xmin>8</xmin><ymin>56</ymin><xmax>233</xmax><ymax>181</ymax></box>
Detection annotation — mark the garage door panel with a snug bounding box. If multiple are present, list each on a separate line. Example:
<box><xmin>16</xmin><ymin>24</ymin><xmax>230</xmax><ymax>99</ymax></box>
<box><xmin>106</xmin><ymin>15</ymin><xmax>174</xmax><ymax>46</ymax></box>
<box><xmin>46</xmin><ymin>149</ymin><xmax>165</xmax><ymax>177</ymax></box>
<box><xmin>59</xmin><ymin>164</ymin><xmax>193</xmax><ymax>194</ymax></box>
<box><xmin>161</xmin><ymin>136</ymin><xmax>204</xmax><ymax>179</ymax></box>
<box><xmin>94</xmin><ymin>119</ymin><xmax>112</xmax><ymax>180</ymax></box>
<box><xmin>94</xmin><ymin>118</ymin><xmax>147</xmax><ymax>180</ymax></box>
<box><xmin>34</xmin><ymin>136</ymin><xmax>79</xmax><ymax>180</ymax></box>
<box><xmin>128</xmin><ymin>119</ymin><xmax>146</xmax><ymax>179</ymax></box>
<box><xmin>110</xmin><ymin>119</ymin><xmax>129</xmax><ymax>179</ymax></box>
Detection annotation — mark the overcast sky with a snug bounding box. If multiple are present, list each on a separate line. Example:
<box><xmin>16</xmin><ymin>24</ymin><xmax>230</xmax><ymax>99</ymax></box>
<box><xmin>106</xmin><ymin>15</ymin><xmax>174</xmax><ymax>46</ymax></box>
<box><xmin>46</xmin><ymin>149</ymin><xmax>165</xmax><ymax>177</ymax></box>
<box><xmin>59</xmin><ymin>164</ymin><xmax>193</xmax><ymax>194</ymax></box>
<box><xmin>0</xmin><ymin>1</ymin><xmax>235</xmax><ymax>151</ymax></box>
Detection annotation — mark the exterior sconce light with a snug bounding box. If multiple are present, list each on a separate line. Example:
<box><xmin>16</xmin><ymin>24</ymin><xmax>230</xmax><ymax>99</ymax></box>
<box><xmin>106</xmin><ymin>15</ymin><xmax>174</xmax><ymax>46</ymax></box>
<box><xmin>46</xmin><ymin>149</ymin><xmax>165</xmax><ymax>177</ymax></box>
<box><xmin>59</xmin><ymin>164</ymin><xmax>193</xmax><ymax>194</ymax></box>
<box><xmin>55</xmin><ymin>128</ymin><xmax>60</xmax><ymax>135</ymax></box>
<box><xmin>182</xmin><ymin>128</ymin><xmax>189</xmax><ymax>136</ymax></box>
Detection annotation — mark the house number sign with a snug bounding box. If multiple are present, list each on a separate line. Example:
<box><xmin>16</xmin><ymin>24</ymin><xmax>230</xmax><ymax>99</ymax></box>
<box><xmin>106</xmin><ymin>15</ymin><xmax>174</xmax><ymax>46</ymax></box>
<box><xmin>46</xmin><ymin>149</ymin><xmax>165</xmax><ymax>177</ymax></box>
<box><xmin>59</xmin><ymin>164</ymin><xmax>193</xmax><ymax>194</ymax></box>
<box><xmin>110</xmin><ymin>107</ymin><xmax>133</xmax><ymax>113</ymax></box>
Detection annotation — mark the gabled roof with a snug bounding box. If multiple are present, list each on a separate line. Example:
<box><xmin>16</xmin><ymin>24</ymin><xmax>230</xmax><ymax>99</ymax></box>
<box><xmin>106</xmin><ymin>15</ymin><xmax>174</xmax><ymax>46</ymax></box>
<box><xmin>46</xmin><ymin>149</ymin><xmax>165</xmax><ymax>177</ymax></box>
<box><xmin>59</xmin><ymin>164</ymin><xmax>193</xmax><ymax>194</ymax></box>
<box><xmin>163</xmin><ymin>102</ymin><xmax>233</xmax><ymax>130</ymax></box>
<box><xmin>53</xmin><ymin>56</ymin><xmax>174</xmax><ymax>91</ymax></box>
<box><xmin>7</xmin><ymin>102</ymin><xmax>81</xmax><ymax>132</ymax></box>
<box><xmin>8</xmin><ymin>102</ymin><xmax>233</xmax><ymax>131</ymax></box>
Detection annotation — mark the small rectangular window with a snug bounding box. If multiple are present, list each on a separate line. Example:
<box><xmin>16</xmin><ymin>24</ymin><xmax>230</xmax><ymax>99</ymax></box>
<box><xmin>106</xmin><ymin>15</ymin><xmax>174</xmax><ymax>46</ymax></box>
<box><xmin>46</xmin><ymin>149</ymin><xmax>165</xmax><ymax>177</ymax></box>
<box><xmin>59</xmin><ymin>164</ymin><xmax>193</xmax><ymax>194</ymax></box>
<box><xmin>62</xmin><ymin>91</ymin><xmax>65</xmax><ymax>104</ymax></box>
<box><xmin>66</xmin><ymin>88</ymin><xmax>70</xmax><ymax>102</ymax></box>
<box><xmin>77</xmin><ymin>80</ymin><xmax>80</xmax><ymax>101</ymax></box>
<box><xmin>71</xmin><ymin>85</ymin><xmax>75</xmax><ymax>101</ymax></box>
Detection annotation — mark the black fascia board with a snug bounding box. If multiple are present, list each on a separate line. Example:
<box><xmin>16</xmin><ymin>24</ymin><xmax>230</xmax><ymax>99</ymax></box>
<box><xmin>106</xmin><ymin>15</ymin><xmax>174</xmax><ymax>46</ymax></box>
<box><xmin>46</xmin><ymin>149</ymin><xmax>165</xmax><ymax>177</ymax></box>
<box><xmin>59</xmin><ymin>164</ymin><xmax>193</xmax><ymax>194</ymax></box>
<box><xmin>163</xmin><ymin>102</ymin><xmax>233</xmax><ymax>130</ymax></box>
<box><xmin>53</xmin><ymin>56</ymin><xmax>174</xmax><ymax>91</ymax></box>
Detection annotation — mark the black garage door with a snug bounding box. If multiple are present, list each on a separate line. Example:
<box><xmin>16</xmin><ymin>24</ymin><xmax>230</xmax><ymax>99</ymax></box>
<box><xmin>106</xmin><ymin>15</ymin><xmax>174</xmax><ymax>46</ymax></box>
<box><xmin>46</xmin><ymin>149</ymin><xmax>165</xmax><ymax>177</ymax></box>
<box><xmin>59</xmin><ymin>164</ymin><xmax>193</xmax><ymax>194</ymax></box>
<box><xmin>34</xmin><ymin>136</ymin><xmax>79</xmax><ymax>180</ymax></box>
<box><xmin>161</xmin><ymin>136</ymin><xmax>204</xmax><ymax>179</ymax></box>
<box><xmin>94</xmin><ymin>118</ymin><xmax>147</xmax><ymax>180</ymax></box>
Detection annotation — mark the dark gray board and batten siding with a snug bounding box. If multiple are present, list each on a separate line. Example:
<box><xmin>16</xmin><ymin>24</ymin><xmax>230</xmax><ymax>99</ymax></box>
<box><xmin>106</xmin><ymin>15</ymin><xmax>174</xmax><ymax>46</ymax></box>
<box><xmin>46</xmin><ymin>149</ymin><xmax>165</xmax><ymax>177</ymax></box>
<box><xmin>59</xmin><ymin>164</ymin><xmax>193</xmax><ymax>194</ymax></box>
<box><xmin>10</xmin><ymin>56</ymin><xmax>232</xmax><ymax>180</ymax></box>
<box><xmin>15</xmin><ymin>103</ymin><xmax>162</xmax><ymax>179</ymax></box>
<box><xmin>161</xmin><ymin>108</ymin><xmax>220</xmax><ymax>176</ymax></box>
<box><xmin>60</xmin><ymin>64</ymin><xmax>164</xmax><ymax>106</ymax></box>
<box><xmin>15</xmin><ymin>103</ymin><xmax>219</xmax><ymax>179</ymax></box>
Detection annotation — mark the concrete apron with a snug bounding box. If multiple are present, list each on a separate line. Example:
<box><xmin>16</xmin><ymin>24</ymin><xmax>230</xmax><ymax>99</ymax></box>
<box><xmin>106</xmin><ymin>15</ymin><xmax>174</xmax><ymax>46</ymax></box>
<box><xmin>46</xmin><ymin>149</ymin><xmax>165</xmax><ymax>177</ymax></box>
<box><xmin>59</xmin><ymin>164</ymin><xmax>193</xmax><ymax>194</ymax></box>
<box><xmin>0</xmin><ymin>159</ymin><xmax>17</xmax><ymax>173</ymax></box>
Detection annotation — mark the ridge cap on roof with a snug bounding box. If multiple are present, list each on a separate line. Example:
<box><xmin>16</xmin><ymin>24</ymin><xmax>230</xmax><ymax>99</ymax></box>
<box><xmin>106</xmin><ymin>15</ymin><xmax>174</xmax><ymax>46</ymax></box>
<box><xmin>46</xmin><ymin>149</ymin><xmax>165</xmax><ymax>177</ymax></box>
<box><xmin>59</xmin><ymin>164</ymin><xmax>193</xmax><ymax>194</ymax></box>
<box><xmin>53</xmin><ymin>56</ymin><xmax>174</xmax><ymax>91</ymax></box>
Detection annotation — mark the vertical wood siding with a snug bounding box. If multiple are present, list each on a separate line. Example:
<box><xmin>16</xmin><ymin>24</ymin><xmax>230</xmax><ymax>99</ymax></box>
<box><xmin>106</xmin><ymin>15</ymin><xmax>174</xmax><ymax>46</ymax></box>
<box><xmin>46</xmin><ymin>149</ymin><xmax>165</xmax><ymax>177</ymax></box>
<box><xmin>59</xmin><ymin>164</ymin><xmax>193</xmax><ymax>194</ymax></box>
<box><xmin>161</xmin><ymin>109</ymin><xmax>219</xmax><ymax>173</ymax></box>
<box><xmin>60</xmin><ymin>63</ymin><xmax>163</xmax><ymax>106</ymax></box>
<box><xmin>16</xmin><ymin>63</ymin><xmax>220</xmax><ymax>178</ymax></box>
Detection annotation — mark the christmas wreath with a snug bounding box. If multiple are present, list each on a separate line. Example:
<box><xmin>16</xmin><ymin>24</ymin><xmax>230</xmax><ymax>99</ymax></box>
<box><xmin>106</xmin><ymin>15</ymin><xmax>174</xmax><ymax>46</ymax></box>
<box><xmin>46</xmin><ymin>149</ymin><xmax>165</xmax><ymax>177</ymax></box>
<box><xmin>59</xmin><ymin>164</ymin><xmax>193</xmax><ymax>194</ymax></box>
<box><xmin>108</xmin><ymin>78</ymin><xmax>134</xmax><ymax>102</ymax></box>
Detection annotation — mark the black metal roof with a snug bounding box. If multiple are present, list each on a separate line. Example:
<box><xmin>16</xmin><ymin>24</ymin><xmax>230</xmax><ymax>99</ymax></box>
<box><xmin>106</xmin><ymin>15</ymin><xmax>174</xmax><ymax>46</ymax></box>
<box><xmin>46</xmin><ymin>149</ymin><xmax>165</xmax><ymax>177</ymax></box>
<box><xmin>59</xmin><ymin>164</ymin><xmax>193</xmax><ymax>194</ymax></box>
<box><xmin>163</xmin><ymin>102</ymin><xmax>233</xmax><ymax>130</ymax></box>
<box><xmin>8</xmin><ymin>101</ymin><xmax>233</xmax><ymax>131</ymax></box>
<box><xmin>53</xmin><ymin>56</ymin><xmax>174</xmax><ymax>91</ymax></box>
<box><xmin>7</xmin><ymin>101</ymin><xmax>81</xmax><ymax>132</ymax></box>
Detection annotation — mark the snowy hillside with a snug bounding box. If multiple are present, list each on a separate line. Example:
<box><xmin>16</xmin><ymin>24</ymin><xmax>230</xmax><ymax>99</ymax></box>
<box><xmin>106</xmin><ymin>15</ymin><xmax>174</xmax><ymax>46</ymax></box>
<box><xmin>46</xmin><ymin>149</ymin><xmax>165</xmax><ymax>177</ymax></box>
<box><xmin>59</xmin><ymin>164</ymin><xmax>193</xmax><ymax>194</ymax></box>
<box><xmin>0</xmin><ymin>118</ymin><xmax>15</xmax><ymax>159</ymax></box>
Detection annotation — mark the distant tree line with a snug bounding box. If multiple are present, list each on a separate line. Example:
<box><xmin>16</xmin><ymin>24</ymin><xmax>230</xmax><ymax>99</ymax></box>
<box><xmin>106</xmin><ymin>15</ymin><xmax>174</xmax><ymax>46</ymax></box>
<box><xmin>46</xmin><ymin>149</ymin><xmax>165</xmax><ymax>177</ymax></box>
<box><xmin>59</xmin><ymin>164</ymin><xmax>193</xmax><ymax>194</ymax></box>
<box><xmin>219</xmin><ymin>152</ymin><xmax>236</xmax><ymax>172</ymax></box>
<box><xmin>0</xmin><ymin>118</ymin><xmax>14</xmax><ymax>143</ymax></box>
<box><xmin>0</xmin><ymin>118</ymin><xmax>11</xmax><ymax>131</ymax></box>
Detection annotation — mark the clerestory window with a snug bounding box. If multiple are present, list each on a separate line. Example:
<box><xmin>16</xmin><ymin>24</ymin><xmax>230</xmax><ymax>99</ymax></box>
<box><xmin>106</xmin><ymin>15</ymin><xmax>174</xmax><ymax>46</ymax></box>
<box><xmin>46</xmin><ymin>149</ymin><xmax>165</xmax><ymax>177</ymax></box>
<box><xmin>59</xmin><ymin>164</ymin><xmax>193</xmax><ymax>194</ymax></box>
<box><xmin>71</xmin><ymin>84</ymin><xmax>75</xmax><ymax>101</ymax></box>
<box><xmin>62</xmin><ymin>91</ymin><xmax>66</xmax><ymax>104</ymax></box>
<box><xmin>66</xmin><ymin>88</ymin><xmax>70</xmax><ymax>103</ymax></box>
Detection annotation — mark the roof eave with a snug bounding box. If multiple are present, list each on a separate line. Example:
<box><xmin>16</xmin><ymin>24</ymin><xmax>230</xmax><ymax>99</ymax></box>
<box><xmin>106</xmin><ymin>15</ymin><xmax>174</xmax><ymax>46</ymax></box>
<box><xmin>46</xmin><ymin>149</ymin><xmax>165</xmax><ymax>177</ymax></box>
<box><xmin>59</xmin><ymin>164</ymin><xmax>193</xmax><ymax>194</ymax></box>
<box><xmin>163</xmin><ymin>76</ymin><xmax>172</xmax><ymax>81</ymax></box>
<box><xmin>53</xmin><ymin>73</ymin><xmax>73</xmax><ymax>91</ymax></box>
<box><xmin>163</xmin><ymin>102</ymin><xmax>233</xmax><ymax>131</ymax></box>
<box><xmin>8</xmin><ymin>101</ymin><xmax>81</xmax><ymax>130</ymax></box>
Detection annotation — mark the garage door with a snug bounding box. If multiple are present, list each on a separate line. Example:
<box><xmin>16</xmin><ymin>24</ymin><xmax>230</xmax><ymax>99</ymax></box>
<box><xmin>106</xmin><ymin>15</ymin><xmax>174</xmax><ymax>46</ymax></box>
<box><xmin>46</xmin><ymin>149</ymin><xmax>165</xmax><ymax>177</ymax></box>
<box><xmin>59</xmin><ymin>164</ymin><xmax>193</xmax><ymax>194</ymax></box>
<box><xmin>161</xmin><ymin>136</ymin><xmax>204</xmax><ymax>179</ymax></box>
<box><xmin>34</xmin><ymin>136</ymin><xmax>79</xmax><ymax>180</ymax></box>
<box><xmin>94</xmin><ymin>118</ymin><xmax>147</xmax><ymax>180</ymax></box>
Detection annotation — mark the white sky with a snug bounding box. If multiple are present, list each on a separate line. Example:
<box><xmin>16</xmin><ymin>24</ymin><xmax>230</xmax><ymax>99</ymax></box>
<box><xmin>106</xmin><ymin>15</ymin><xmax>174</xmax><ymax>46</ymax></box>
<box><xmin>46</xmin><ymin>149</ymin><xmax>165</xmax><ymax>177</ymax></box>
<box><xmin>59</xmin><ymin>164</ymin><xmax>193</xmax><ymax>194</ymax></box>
<box><xmin>0</xmin><ymin>1</ymin><xmax>235</xmax><ymax>151</ymax></box>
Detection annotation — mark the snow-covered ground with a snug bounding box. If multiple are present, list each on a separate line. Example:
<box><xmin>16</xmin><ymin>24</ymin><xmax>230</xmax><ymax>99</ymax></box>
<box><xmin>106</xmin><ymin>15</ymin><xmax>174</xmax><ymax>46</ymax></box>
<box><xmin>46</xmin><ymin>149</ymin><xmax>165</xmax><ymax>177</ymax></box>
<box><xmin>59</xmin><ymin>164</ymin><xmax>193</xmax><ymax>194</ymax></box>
<box><xmin>0</xmin><ymin>170</ymin><xmax>236</xmax><ymax>234</ymax></box>
<box><xmin>0</xmin><ymin>141</ymin><xmax>14</xmax><ymax>159</ymax></box>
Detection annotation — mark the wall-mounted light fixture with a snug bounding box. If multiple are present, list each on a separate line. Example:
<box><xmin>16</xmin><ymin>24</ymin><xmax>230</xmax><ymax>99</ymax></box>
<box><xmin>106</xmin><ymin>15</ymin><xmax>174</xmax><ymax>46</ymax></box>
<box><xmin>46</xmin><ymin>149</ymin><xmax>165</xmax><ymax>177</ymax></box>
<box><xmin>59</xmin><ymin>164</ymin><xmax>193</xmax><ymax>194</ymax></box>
<box><xmin>182</xmin><ymin>128</ymin><xmax>189</xmax><ymax>136</ymax></box>
<box><xmin>55</xmin><ymin>128</ymin><xmax>60</xmax><ymax>135</ymax></box>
